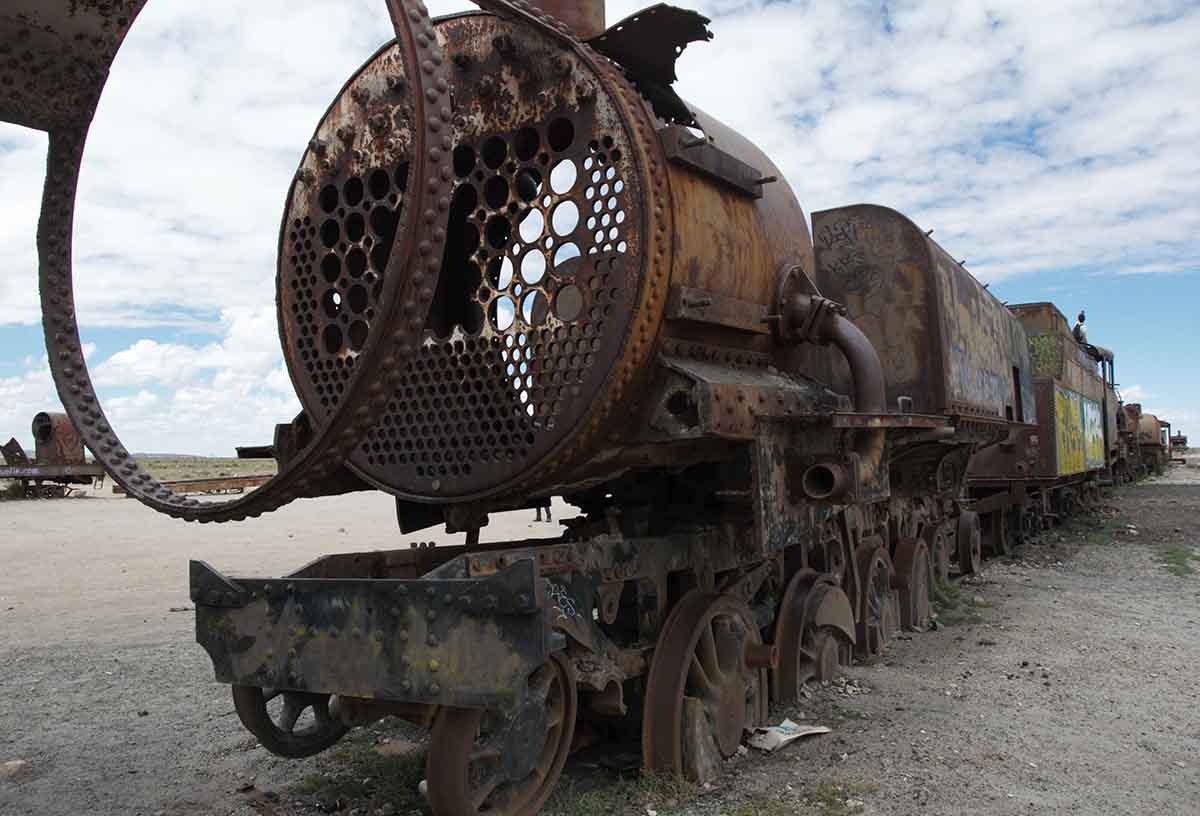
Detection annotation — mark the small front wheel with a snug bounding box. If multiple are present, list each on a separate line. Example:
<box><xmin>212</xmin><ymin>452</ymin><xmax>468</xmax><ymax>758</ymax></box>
<box><xmin>426</xmin><ymin>653</ymin><xmax>577</xmax><ymax>816</ymax></box>
<box><xmin>231</xmin><ymin>686</ymin><xmax>348</xmax><ymax>758</ymax></box>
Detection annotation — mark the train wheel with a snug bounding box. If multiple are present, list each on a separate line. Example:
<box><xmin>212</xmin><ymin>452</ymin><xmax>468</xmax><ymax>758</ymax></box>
<box><xmin>925</xmin><ymin>525</ymin><xmax>950</xmax><ymax>585</ymax></box>
<box><xmin>808</xmin><ymin>626</ymin><xmax>847</xmax><ymax>682</ymax></box>
<box><xmin>855</xmin><ymin>546</ymin><xmax>896</xmax><ymax>659</ymax></box>
<box><xmin>892</xmin><ymin>537</ymin><xmax>933</xmax><ymax>631</ymax></box>
<box><xmin>772</xmin><ymin>569</ymin><xmax>818</xmax><ymax>703</ymax></box>
<box><xmin>772</xmin><ymin>572</ymin><xmax>853</xmax><ymax>702</ymax></box>
<box><xmin>427</xmin><ymin>654</ymin><xmax>576</xmax><ymax>816</ymax></box>
<box><xmin>231</xmin><ymin>686</ymin><xmax>348</xmax><ymax>758</ymax></box>
<box><xmin>643</xmin><ymin>592</ymin><xmax>769</xmax><ymax>775</ymax></box>
<box><xmin>956</xmin><ymin>511</ymin><xmax>983</xmax><ymax>575</ymax></box>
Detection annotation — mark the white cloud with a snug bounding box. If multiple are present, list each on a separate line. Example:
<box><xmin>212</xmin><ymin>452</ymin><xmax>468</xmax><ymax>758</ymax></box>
<box><xmin>0</xmin><ymin>355</ymin><xmax>57</xmax><ymax>452</ymax></box>
<box><xmin>1120</xmin><ymin>384</ymin><xmax>1151</xmax><ymax>403</ymax></box>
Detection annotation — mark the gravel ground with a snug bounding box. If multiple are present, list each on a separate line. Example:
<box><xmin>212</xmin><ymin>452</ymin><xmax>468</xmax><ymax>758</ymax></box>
<box><xmin>1</xmin><ymin>469</ymin><xmax>1198</xmax><ymax>816</ymax></box>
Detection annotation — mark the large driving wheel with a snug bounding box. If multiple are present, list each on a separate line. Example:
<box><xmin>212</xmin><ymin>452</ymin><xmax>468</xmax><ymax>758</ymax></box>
<box><xmin>643</xmin><ymin>592</ymin><xmax>769</xmax><ymax>775</ymax></box>
<box><xmin>892</xmin><ymin>537</ymin><xmax>933</xmax><ymax>631</ymax></box>
<box><xmin>855</xmin><ymin>546</ymin><xmax>896</xmax><ymax>659</ymax></box>
<box><xmin>231</xmin><ymin>686</ymin><xmax>348</xmax><ymax>758</ymax></box>
<box><xmin>925</xmin><ymin>524</ymin><xmax>950</xmax><ymax>585</ymax></box>
<box><xmin>773</xmin><ymin>571</ymin><xmax>852</xmax><ymax>702</ymax></box>
<box><xmin>956</xmin><ymin>511</ymin><xmax>983</xmax><ymax>575</ymax></box>
<box><xmin>426</xmin><ymin>654</ymin><xmax>576</xmax><ymax>816</ymax></box>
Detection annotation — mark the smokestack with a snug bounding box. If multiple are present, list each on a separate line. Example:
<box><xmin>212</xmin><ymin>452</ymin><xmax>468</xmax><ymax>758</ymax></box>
<box><xmin>529</xmin><ymin>1</ymin><xmax>606</xmax><ymax>38</ymax></box>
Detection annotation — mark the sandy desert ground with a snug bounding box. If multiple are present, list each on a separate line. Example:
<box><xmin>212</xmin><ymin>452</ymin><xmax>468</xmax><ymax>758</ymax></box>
<box><xmin>1</xmin><ymin>466</ymin><xmax>1198</xmax><ymax>816</ymax></box>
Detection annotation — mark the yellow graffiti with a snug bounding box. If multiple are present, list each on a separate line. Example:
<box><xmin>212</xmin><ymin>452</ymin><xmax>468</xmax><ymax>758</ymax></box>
<box><xmin>1054</xmin><ymin>385</ymin><xmax>1104</xmax><ymax>475</ymax></box>
<box><xmin>1055</xmin><ymin>387</ymin><xmax>1084</xmax><ymax>475</ymax></box>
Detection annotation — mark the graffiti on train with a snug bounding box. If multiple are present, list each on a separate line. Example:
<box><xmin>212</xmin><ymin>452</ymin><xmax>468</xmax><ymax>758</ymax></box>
<box><xmin>1054</xmin><ymin>385</ymin><xmax>1104</xmax><ymax>475</ymax></box>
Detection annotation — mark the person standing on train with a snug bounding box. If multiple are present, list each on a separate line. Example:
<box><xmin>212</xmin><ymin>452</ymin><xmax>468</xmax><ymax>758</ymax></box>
<box><xmin>1072</xmin><ymin>311</ymin><xmax>1088</xmax><ymax>344</ymax></box>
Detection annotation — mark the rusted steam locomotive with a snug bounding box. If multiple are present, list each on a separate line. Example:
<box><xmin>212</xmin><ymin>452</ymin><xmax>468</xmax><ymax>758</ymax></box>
<box><xmin>3</xmin><ymin>0</ymin><xmax>1168</xmax><ymax>811</ymax></box>
<box><xmin>1</xmin><ymin>412</ymin><xmax>107</xmax><ymax>498</ymax></box>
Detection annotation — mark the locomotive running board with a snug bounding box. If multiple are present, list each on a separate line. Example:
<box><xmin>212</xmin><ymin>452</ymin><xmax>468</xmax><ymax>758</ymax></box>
<box><xmin>190</xmin><ymin>558</ymin><xmax>550</xmax><ymax>712</ymax></box>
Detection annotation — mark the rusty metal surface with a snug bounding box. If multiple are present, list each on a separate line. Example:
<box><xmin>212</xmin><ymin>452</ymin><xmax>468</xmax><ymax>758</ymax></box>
<box><xmin>525</xmin><ymin>0</ymin><xmax>605</xmax><ymax>38</ymax></box>
<box><xmin>830</xmin><ymin>413</ymin><xmax>948</xmax><ymax>429</ymax></box>
<box><xmin>1007</xmin><ymin>303</ymin><xmax>1109</xmax><ymax>479</ymax></box>
<box><xmin>0</xmin><ymin>1</ymin><xmax>148</xmax><ymax>131</ymax></box>
<box><xmin>660</xmin><ymin>123</ymin><xmax>767</xmax><ymax>196</ymax></box>
<box><xmin>812</xmin><ymin>205</ymin><xmax>1037</xmax><ymax>423</ymax></box>
<box><xmin>588</xmin><ymin>4</ymin><xmax>709</xmax><ymax>87</ymax></box>
<box><xmin>663</xmin><ymin>106</ymin><xmax>812</xmax><ymax>330</ymax></box>
<box><xmin>665</xmin><ymin>284</ymin><xmax>769</xmax><ymax>334</ymax></box>
<box><xmin>1011</xmin><ymin>302</ymin><xmax>1105</xmax><ymax>403</ymax></box>
<box><xmin>192</xmin><ymin>557</ymin><xmax>547</xmax><ymax>709</ymax></box>
<box><xmin>300</xmin><ymin>13</ymin><xmax>651</xmax><ymax>500</ymax></box>
<box><xmin>31</xmin><ymin>411</ymin><xmax>85</xmax><ymax>465</ymax></box>
<box><xmin>642</xmin><ymin>591</ymin><xmax>768</xmax><ymax>775</ymax></box>
<box><xmin>1</xmin><ymin>412</ymin><xmax>101</xmax><ymax>487</ymax></box>
<box><xmin>426</xmin><ymin>653</ymin><xmax>576</xmax><ymax>815</ymax></box>
<box><xmin>1137</xmin><ymin>413</ymin><xmax>1166</xmax><ymax>446</ymax></box>
<box><xmin>1</xmin><ymin>438</ymin><xmax>30</xmax><ymax>467</ymax></box>
<box><xmin>587</xmin><ymin>4</ymin><xmax>712</xmax><ymax>125</ymax></box>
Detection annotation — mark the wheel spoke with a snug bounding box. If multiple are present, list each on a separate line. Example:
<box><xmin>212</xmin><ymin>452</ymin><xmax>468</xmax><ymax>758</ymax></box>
<box><xmin>688</xmin><ymin>654</ymin><xmax>720</xmax><ymax>701</ymax></box>
<box><xmin>469</xmin><ymin>737</ymin><xmax>504</xmax><ymax>763</ymax></box>
<box><xmin>278</xmin><ymin>697</ymin><xmax>305</xmax><ymax>733</ymax></box>
<box><xmin>470</xmin><ymin>770</ymin><xmax>505</xmax><ymax>809</ymax></box>
<box><xmin>698</xmin><ymin>621</ymin><xmax>726</xmax><ymax>685</ymax></box>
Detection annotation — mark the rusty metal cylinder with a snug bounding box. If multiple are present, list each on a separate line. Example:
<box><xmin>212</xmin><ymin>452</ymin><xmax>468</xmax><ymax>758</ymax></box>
<box><xmin>801</xmin><ymin>463</ymin><xmax>850</xmax><ymax>501</ymax></box>
<box><xmin>276</xmin><ymin>10</ymin><xmax>815</xmax><ymax>505</ymax></box>
<box><xmin>32</xmin><ymin>412</ymin><xmax>86</xmax><ymax>465</ymax></box>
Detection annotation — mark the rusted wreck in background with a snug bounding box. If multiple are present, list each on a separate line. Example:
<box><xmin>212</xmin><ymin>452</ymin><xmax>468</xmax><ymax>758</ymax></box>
<box><xmin>1</xmin><ymin>413</ymin><xmax>105</xmax><ymax>498</ymax></box>
<box><xmin>1</xmin><ymin>0</ymin><xmax>1170</xmax><ymax>811</ymax></box>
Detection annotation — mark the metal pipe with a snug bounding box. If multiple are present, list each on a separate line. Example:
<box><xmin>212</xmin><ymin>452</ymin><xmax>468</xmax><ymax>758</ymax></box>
<box><xmin>823</xmin><ymin>311</ymin><xmax>886</xmax><ymax>483</ymax></box>
<box><xmin>780</xmin><ymin>292</ymin><xmax>888</xmax><ymax>486</ymax></box>
<box><xmin>811</xmin><ymin>306</ymin><xmax>888</xmax><ymax>484</ymax></box>
<box><xmin>801</xmin><ymin>462</ymin><xmax>850</xmax><ymax>501</ymax></box>
<box><xmin>527</xmin><ymin>1</ymin><xmax>606</xmax><ymax>38</ymax></box>
<box><xmin>824</xmin><ymin>315</ymin><xmax>886</xmax><ymax>415</ymax></box>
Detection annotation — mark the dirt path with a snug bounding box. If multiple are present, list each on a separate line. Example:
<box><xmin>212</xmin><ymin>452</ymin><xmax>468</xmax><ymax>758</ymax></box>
<box><xmin>2</xmin><ymin>476</ymin><xmax>1198</xmax><ymax>816</ymax></box>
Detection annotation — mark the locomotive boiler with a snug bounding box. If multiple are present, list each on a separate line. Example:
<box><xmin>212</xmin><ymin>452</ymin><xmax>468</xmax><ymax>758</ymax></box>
<box><xmin>3</xmin><ymin>0</ymin><xmax>1155</xmax><ymax>811</ymax></box>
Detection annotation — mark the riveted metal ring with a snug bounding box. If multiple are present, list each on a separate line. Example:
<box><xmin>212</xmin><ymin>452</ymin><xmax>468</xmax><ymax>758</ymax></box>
<box><xmin>31</xmin><ymin>0</ymin><xmax>452</xmax><ymax>522</ymax></box>
<box><xmin>466</xmin><ymin>0</ymin><xmax>674</xmax><ymax>493</ymax></box>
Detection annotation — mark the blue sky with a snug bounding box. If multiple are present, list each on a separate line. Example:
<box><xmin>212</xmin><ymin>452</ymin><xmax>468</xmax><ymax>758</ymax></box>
<box><xmin>1</xmin><ymin>0</ymin><xmax>1198</xmax><ymax>453</ymax></box>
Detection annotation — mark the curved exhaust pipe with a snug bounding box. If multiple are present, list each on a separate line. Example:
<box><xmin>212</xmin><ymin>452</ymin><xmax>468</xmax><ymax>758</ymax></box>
<box><xmin>781</xmin><ymin>289</ymin><xmax>887</xmax><ymax>486</ymax></box>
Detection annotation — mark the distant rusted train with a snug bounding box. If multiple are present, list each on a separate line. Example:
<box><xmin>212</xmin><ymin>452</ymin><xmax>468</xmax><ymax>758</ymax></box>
<box><xmin>1</xmin><ymin>413</ymin><xmax>106</xmax><ymax>498</ymax></box>
<box><xmin>3</xmin><ymin>0</ymin><xmax>1175</xmax><ymax>811</ymax></box>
